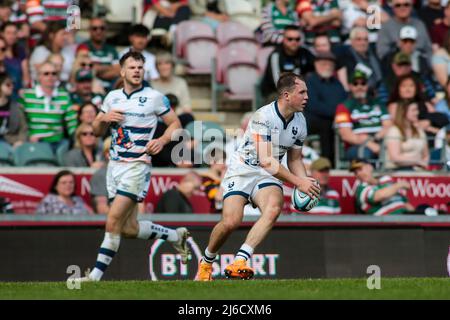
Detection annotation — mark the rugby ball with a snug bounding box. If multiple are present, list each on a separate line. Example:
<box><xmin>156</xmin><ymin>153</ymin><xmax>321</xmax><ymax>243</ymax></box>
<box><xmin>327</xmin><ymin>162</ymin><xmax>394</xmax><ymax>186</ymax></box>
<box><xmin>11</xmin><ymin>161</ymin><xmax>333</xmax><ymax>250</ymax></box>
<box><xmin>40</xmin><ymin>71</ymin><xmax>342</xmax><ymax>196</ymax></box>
<box><xmin>291</xmin><ymin>187</ymin><xmax>320</xmax><ymax>212</ymax></box>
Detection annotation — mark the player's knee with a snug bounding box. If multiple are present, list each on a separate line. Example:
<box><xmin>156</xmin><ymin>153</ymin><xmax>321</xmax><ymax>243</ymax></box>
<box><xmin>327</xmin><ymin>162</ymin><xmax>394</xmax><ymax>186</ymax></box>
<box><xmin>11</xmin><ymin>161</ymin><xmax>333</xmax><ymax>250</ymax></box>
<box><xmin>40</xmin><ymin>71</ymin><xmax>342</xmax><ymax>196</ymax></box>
<box><xmin>121</xmin><ymin>222</ymin><xmax>138</xmax><ymax>238</ymax></box>
<box><xmin>263</xmin><ymin>203</ymin><xmax>282</xmax><ymax>221</ymax></box>
<box><xmin>221</xmin><ymin>217</ymin><xmax>241</xmax><ymax>233</ymax></box>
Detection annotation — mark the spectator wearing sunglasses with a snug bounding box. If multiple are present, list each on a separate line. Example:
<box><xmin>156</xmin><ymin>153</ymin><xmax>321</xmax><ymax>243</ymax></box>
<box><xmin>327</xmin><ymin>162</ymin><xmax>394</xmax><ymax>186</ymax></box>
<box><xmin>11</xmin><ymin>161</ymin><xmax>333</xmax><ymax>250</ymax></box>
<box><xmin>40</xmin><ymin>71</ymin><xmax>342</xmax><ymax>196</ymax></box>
<box><xmin>64</xmin><ymin>123</ymin><xmax>104</xmax><ymax>168</ymax></box>
<box><xmin>335</xmin><ymin>70</ymin><xmax>392</xmax><ymax>161</ymax></box>
<box><xmin>19</xmin><ymin>62</ymin><xmax>77</xmax><ymax>151</ymax></box>
<box><xmin>260</xmin><ymin>25</ymin><xmax>314</xmax><ymax>102</ymax></box>
<box><xmin>337</xmin><ymin>27</ymin><xmax>383</xmax><ymax>92</ymax></box>
<box><xmin>376</xmin><ymin>0</ymin><xmax>432</xmax><ymax>60</ymax></box>
<box><xmin>82</xmin><ymin>17</ymin><xmax>120</xmax><ymax>91</ymax></box>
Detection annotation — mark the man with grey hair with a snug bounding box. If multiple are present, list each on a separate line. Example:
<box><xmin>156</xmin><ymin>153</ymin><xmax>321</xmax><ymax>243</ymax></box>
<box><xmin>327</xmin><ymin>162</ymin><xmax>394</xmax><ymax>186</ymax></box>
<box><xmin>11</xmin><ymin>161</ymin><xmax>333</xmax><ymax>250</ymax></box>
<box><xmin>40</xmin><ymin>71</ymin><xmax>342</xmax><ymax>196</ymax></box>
<box><xmin>338</xmin><ymin>27</ymin><xmax>382</xmax><ymax>92</ymax></box>
<box><xmin>376</xmin><ymin>0</ymin><xmax>432</xmax><ymax>60</ymax></box>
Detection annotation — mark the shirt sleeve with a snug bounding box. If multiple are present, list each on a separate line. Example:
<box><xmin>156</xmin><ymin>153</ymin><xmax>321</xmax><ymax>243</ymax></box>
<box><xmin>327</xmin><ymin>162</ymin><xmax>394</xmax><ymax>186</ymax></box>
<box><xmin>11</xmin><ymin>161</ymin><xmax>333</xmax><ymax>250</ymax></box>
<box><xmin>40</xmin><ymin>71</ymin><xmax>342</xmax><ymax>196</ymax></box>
<box><xmin>100</xmin><ymin>93</ymin><xmax>111</xmax><ymax>114</ymax></box>
<box><xmin>334</xmin><ymin>103</ymin><xmax>353</xmax><ymax>128</ymax></box>
<box><xmin>154</xmin><ymin>93</ymin><xmax>171</xmax><ymax>117</ymax></box>
<box><xmin>63</xmin><ymin>96</ymin><xmax>78</xmax><ymax>136</ymax></box>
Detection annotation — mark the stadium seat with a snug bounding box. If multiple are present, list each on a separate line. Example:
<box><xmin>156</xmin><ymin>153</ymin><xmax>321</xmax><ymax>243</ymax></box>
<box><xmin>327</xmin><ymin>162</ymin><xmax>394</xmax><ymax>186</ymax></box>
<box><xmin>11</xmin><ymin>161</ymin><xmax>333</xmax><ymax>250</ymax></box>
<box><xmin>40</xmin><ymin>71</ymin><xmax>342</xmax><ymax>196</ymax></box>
<box><xmin>257</xmin><ymin>46</ymin><xmax>275</xmax><ymax>75</ymax></box>
<box><xmin>13</xmin><ymin>142</ymin><xmax>58</xmax><ymax>167</ymax></box>
<box><xmin>56</xmin><ymin>140</ymin><xmax>70</xmax><ymax>166</ymax></box>
<box><xmin>0</xmin><ymin>142</ymin><xmax>14</xmax><ymax>166</ymax></box>
<box><xmin>212</xmin><ymin>45</ymin><xmax>260</xmax><ymax>111</ymax></box>
<box><xmin>216</xmin><ymin>21</ymin><xmax>256</xmax><ymax>47</ymax></box>
<box><xmin>174</xmin><ymin>21</ymin><xmax>218</xmax><ymax>74</ymax></box>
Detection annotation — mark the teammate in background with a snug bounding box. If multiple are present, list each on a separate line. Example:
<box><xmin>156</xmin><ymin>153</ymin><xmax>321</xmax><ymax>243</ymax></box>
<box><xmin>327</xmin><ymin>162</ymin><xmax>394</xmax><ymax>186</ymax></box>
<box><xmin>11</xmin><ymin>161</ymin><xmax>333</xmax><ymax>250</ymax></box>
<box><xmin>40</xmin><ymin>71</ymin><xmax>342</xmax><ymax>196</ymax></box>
<box><xmin>79</xmin><ymin>51</ymin><xmax>190</xmax><ymax>282</ymax></box>
<box><xmin>196</xmin><ymin>72</ymin><xmax>321</xmax><ymax>281</ymax></box>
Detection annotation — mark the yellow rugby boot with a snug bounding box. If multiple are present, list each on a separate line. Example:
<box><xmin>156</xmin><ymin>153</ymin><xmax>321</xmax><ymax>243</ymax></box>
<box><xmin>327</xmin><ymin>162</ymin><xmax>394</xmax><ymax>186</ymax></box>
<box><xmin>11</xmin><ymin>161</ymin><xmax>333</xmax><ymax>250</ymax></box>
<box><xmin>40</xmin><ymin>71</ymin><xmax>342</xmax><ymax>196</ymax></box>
<box><xmin>195</xmin><ymin>260</ymin><xmax>213</xmax><ymax>281</ymax></box>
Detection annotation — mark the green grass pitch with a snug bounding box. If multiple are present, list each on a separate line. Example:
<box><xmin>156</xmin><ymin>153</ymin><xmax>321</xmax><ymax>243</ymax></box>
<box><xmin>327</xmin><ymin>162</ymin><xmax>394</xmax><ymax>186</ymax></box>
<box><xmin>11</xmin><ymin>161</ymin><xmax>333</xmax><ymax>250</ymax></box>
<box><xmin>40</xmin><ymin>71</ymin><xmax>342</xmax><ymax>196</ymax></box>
<box><xmin>0</xmin><ymin>278</ymin><xmax>449</xmax><ymax>299</ymax></box>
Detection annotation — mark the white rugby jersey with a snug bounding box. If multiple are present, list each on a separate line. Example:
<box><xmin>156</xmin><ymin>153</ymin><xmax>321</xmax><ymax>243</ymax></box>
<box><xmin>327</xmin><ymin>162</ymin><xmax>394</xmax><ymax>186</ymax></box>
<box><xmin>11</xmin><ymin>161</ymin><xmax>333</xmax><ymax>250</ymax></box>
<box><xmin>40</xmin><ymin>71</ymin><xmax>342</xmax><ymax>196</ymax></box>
<box><xmin>100</xmin><ymin>86</ymin><xmax>171</xmax><ymax>163</ymax></box>
<box><xmin>230</xmin><ymin>101</ymin><xmax>307</xmax><ymax>169</ymax></box>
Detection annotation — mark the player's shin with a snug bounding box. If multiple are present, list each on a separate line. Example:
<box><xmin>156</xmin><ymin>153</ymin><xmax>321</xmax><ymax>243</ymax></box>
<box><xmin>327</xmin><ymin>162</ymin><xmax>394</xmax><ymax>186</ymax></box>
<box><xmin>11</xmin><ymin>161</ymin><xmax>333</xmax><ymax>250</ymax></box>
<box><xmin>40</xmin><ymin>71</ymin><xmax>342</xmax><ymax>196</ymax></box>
<box><xmin>89</xmin><ymin>232</ymin><xmax>121</xmax><ymax>281</ymax></box>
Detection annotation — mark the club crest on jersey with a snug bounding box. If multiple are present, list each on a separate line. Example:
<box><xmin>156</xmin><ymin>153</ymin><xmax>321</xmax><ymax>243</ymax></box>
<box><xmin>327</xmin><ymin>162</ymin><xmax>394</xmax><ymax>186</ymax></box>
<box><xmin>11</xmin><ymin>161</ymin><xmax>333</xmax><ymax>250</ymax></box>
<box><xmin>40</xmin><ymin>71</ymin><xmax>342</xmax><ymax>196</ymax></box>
<box><xmin>292</xmin><ymin>127</ymin><xmax>298</xmax><ymax>136</ymax></box>
<box><xmin>139</xmin><ymin>97</ymin><xmax>147</xmax><ymax>104</ymax></box>
<box><xmin>228</xmin><ymin>182</ymin><xmax>235</xmax><ymax>190</ymax></box>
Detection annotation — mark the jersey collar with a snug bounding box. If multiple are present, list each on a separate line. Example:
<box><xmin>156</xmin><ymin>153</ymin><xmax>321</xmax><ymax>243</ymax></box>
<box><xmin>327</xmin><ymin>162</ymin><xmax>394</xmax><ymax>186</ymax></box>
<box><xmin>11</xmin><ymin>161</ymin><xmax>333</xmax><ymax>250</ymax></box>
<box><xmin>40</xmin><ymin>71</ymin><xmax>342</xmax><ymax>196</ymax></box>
<box><xmin>274</xmin><ymin>100</ymin><xmax>294</xmax><ymax>130</ymax></box>
<box><xmin>122</xmin><ymin>85</ymin><xmax>145</xmax><ymax>99</ymax></box>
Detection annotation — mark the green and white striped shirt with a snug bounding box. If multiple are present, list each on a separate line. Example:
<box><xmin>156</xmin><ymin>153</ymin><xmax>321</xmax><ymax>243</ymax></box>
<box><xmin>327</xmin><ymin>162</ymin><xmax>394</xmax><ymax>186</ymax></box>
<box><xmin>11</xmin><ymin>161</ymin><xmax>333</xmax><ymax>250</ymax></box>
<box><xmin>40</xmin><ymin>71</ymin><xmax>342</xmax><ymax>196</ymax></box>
<box><xmin>19</xmin><ymin>86</ymin><xmax>77</xmax><ymax>143</ymax></box>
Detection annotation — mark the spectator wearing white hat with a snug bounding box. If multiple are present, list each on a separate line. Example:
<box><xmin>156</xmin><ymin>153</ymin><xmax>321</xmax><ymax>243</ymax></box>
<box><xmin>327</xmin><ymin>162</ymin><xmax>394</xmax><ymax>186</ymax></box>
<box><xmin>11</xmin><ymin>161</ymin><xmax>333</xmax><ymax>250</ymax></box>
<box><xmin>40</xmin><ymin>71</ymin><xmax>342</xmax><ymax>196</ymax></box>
<box><xmin>376</xmin><ymin>0</ymin><xmax>432</xmax><ymax>60</ymax></box>
<box><xmin>381</xmin><ymin>25</ymin><xmax>432</xmax><ymax>79</ymax></box>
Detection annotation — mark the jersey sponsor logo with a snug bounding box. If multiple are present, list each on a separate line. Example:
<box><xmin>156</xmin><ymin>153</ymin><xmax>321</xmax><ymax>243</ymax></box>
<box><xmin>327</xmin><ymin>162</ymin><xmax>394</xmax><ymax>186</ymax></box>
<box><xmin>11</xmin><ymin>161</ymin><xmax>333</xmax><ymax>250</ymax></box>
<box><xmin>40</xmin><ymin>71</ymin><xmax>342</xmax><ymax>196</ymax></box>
<box><xmin>252</xmin><ymin>120</ymin><xmax>271</xmax><ymax>128</ymax></box>
<box><xmin>227</xmin><ymin>181</ymin><xmax>235</xmax><ymax>190</ymax></box>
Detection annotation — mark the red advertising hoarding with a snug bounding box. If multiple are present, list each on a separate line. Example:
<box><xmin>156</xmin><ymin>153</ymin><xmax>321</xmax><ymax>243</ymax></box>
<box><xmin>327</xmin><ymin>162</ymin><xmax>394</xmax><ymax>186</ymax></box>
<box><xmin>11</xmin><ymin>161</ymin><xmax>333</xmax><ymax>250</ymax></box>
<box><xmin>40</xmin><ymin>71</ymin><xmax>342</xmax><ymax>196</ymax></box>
<box><xmin>0</xmin><ymin>170</ymin><xmax>448</xmax><ymax>214</ymax></box>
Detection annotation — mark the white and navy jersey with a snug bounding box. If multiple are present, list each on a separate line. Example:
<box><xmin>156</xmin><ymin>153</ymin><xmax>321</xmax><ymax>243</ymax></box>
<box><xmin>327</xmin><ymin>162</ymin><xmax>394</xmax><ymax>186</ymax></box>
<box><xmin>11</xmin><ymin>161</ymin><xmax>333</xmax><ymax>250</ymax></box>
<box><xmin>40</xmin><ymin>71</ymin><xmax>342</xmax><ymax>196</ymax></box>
<box><xmin>100</xmin><ymin>86</ymin><xmax>171</xmax><ymax>163</ymax></box>
<box><xmin>230</xmin><ymin>101</ymin><xmax>307</xmax><ymax>170</ymax></box>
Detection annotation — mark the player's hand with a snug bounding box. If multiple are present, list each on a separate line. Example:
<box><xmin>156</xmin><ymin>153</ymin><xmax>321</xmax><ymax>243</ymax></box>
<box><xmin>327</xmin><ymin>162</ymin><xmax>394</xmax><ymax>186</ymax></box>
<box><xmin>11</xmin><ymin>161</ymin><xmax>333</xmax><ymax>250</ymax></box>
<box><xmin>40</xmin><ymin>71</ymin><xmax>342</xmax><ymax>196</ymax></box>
<box><xmin>146</xmin><ymin>138</ymin><xmax>164</xmax><ymax>155</ymax></box>
<box><xmin>296</xmin><ymin>177</ymin><xmax>321</xmax><ymax>199</ymax></box>
<box><xmin>103</xmin><ymin>110</ymin><xmax>124</xmax><ymax>123</ymax></box>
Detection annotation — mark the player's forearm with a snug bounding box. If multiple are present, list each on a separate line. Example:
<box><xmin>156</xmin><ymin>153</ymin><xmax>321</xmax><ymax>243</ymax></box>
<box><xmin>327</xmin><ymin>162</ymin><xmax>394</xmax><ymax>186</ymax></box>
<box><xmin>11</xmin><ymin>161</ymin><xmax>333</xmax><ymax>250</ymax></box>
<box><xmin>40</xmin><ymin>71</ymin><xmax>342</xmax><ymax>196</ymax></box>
<box><xmin>373</xmin><ymin>184</ymin><xmax>401</xmax><ymax>203</ymax></box>
<box><xmin>260</xmin><ymin>157</ymin><xmax>302</xmax><ymax>186</ymax></box>
<box><xmin>287</xmin><ymin>158</ymin><xmax>308</xmax><ymax>178</ymax></box>
<box><xmin>160</xmin><ymin>118</ymin><xmax>181</xmax><ymax>146</ymax></box>
<box><xmin>93</xmin><ymin>114</ymin><xmax>110</xmax><ymax>137</ymax></box>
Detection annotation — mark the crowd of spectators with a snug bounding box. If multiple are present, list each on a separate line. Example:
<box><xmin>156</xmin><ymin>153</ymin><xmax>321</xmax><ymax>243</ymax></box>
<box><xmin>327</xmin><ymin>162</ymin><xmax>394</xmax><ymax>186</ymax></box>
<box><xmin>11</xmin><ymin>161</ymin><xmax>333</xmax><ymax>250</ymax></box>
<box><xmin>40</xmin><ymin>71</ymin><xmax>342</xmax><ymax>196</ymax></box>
<box><xmin>0</xmin><ymin>0</ymin><xmax>448</xmax><ymax>216</ymax></box>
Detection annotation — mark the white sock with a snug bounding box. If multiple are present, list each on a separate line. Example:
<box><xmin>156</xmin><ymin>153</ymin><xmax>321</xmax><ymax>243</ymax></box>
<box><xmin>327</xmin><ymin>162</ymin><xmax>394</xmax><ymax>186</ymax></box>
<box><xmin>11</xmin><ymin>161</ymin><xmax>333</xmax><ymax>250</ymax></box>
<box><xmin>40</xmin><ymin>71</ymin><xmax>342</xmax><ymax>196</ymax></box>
<box><xmin>202</xmin><ymin>248</ymin><xmax>217</xmax><ymax>264</ymax></box>
<box><xmin>89</xmin><ymin>232</ymin><xmax>121</xmax><ymax>281</ymax></box>
<box><xmin>137</xmin><ymin>221</ymin><xmax>178</xmax><ymax>242</ymax></box>
<box><xmin>235</xmin><ymin>243</ymin><xmax>254</xmax><ymax>262</ymax></box>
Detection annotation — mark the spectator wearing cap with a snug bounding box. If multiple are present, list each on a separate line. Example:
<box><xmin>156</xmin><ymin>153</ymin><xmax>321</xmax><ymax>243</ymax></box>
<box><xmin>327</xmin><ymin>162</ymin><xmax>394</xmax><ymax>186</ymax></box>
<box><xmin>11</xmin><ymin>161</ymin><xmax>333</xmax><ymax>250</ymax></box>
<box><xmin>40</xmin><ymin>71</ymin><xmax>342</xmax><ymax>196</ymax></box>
<box><xmin>70</xmin><ymin>69</ymin><xmax>104</xmax><ymax>111</ymax></box>
<box><xmin>295</xmin><ymin>0</ymin><xmax>342</xmax><ymax>46</ymax></box>
<box><xmin>260</xmin><ymin>25</ymin><xmax>315</xmax><ymax>102</ymax></box>
<box><xmin>381</xmin><ymin>26</ymin><xmax>432</xmax><ymax>79</ymax></box>
<box><xmin>302</xmin><ymin>157</ymin><xmax>341</xmax><ymax>215</ymax></box>
<box><xmin>376</xmin><ymin>0</ymin><xmax>432</xmax><ymax>60</ymax></box>
<box><xmin>305</xmin><ymin>51</ymin><xmax>347</xmax><ymax>163</ymax></box>
<box><xmin>335</xmin><ymin>70</ymin><xmax>391</xmax><ymax>161</ymax></box>
<box><xmin>257</xmin><ymin>0</ymin><xmax>299</xmax><ymax>46</ymax></box>
<box><xmin>118</xmin><ymin>24</ymin><xmax>159</xmax><ymax>83</ymax></box>
<box><xmin>337</xmin><ymin>27</ymin><xmax>382</xmax><ymax>92</ymax></box>
<box><xmin>430</xmin><ymin>2</ymin><xmax>450</xmax><ymax>48</ymax></box>
<box><xmin>350</xmin><ymin>158</ymin><xmax>414</xmax><ymax>215</ymax></box>
<box><xmin>82</xmin><ymin>17</ymin><xmax>120</xmax><ymax>91</ymax></box>
<box><xmin>418</xmin><ymin>0</ymin><xmax>444</xmax><ymax>36</ymax></box>
<box><xmin>378</xmin><ymin>52</ymin><xmax>436</xmax><ymax>105</ymax></box>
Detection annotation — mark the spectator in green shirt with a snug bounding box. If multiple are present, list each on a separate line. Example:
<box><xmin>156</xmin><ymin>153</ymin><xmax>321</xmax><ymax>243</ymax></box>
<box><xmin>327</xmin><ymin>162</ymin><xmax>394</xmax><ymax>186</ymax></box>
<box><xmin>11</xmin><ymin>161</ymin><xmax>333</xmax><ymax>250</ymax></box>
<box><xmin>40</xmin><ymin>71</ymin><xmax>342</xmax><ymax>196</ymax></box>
<box><xmin>19</xmin><ymin>62</ymin><xmax>77</xmax><ymax>151</ymax></box>
<box><xmin>82</xmin><ymin>17</ymin><xmax>120</xmax><ymax>91</ymax></box>
<box><xmin>350</xmin><ymin>158</ymin><xmax>414</xmax><ymax>215</ymax></box>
